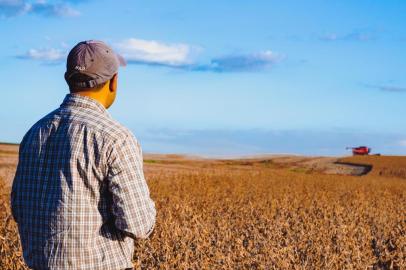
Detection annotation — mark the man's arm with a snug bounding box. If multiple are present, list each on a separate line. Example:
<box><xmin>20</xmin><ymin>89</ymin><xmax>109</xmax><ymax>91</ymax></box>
<box><xmin>10</xmin><ymin>133</ymin><xmax>29</xmax><ymax>224</ymax></box>
<box><xmin>10</xmin><ymin>162</ymin><xmax>21</xmax><ymax>224</ymax></box>
<box><xmin>106</xmin><ymin>133</ymin><xmax>156</xmax><ymax>239</ymax></box>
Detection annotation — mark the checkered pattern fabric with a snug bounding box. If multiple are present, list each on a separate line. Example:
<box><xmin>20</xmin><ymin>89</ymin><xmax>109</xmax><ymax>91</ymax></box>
<box><xmin>11</xmin><ymin>94</ymin><xmax>156</xmax><ymax>270</ymax></box>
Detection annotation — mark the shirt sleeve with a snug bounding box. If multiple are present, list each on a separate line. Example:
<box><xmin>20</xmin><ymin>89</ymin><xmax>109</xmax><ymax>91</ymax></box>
<box><xmin>10</xmin><ymin>159</ymin><xmax>22</xmax><ymax>224</ymax></box>
<box><xmin>106</xmin><ymin>133</ymin><xmax>156</xmax><ymax>239</ymax></box>
<box><xmin>10</xmin><ymin>132</ymin><xmax>30</xmax><ymax>224</ymax></box>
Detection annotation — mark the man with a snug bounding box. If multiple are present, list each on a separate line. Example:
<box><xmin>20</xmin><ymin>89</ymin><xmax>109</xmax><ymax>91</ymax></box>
<box><xmin>11</xmin><ymin>40</ymin><xmax>156</xmax><ymax>270</ymax></box>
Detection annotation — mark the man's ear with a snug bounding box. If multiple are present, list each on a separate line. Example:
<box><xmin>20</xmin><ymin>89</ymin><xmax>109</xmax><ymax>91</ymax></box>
<box><xmin>109</xmin><ymin>73</ymin><xmax>118</xmax><ymax>93</ymax></box>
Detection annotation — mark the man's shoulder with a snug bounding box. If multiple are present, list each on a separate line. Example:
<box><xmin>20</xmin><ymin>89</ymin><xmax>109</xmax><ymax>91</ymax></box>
<box><xmin>73</xmin><ymin>108</ymin><xmax>137</xmax><ymax>144</ymax></box>
<box><xmin>22</xmin><ymin>106</ymin><xmax>135</xmax><ymax>145</ymax></box>
<box><xmin>99</xmin><ymin>116</ymin><xmax>135</xmax><ymax>141</ymax></box>
<box><xmin>66</xmin><ymin>107</ymin><xmax>134</xmax><ymax>143</ymax></box>
<box><xmin>21</xmin><ymin>108</ymin><xmax>60</xmax><ymax>141</ymax></box>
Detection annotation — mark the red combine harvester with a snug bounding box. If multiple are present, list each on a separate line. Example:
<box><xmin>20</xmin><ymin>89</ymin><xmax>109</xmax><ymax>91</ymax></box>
<box><xmin>346</xmin><ymin>146</ymin><xmax>371</xmax><ymax>156</ymax></box>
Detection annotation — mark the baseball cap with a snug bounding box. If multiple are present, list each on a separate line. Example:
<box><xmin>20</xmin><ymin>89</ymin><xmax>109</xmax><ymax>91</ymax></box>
<box><xmin>65</xmin><ymin>40</ymin><xmax>126</xmax><ymax>89</ymax></box>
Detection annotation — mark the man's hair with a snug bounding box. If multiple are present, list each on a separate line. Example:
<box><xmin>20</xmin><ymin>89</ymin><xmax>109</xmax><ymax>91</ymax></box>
<box><xmin>68</xmin><ymin>73</ymin><xmax>107</xmax><ymax>93</ymax></box>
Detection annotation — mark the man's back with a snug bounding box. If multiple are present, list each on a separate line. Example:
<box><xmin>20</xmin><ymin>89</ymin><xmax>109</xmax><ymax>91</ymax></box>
<box><xmin>11</xmin><ymin>94</ymin><xmax>156</xmax><ymax>270</ymax></box>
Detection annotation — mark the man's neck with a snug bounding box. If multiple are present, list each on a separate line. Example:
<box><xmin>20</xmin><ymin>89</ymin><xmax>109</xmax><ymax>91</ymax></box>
<box><xmin>72</xmin><ymin>91</ymin><xmax>107</xmax><ymax>108</ymax></box>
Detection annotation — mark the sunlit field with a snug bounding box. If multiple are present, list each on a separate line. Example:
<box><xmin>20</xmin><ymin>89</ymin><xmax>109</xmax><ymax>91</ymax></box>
<box><xmin>1</xmin><ymin>144</ymin><xmax>405</xmax><ymax>269</ymax></box>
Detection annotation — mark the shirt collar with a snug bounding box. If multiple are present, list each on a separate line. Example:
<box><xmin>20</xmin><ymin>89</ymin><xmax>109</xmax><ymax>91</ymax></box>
<box><xmin>60</xmin><ymin>93</ymin><xmax>107</xmax><ymax>114</ymax></box>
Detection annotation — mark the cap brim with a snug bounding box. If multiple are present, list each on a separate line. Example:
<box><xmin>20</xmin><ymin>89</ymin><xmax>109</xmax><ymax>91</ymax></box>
<box><xmin>116</xmin><ymin>53</ymin><xmax>127</xmax><ymax>67</ymax></box>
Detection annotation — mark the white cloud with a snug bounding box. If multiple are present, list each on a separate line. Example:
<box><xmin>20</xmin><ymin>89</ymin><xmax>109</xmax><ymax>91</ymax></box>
<box><xmin>29</xmin><ymin>2</ymin><xmax>80</xmax><ymax>17</ymax></box>
<box><xmin>115</xmin><ymin>38</ymin><xmax>197</xmax><ymax>67</ymax></box>
<box><xmin>0</xmin><ymin>0</ymin><xmax>80</xmax><ymax>18</ymax></box>
<box><xmin>398</xmin><ymin>140</ymin><xmax>406</xmax><ymax>147</ymax></box>
<box><xmin>365</xmin><ymin>84</ymin><xmax>406</xmax><ymax>93</ymax></box>
<box><xmin>320</xmin><ymin>33</ymin><xmax>339</xmax><ymax>41</ymax></box>
<box><xmin>195</xmin><ymin>50</ymin><xmax>284</xmax><ymax>72</ymax></box>
<box><xmin>376</xmin><ymin>85</ymin><xmax>406</xmax><ymax>93</ymax></box>
<box><xmin>16</xmin><ymin>38</ymin><xmax>284</xmax><ymax>73</ymax></box>
<box><xmin>0</xmin><ymin>0</ymin><xmax>30</xmax><ymax>17</ymax></box>
<box><xmin>320</xmin><ymin>30</ymin><xmax>376</xmax><ymax>42</ymax></box>
<box><xmin>114</xmin><ymin>38</ymin><xmax>284</xmax><ymax>72</ymax></box>
<box><xmin>18</xmin><ymin>48</ymin><xmax>67</xmax><ymax>63</ymax></box>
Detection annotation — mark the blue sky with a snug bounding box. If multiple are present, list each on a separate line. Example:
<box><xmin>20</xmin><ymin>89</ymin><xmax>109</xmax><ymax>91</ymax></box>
<box><xmin>1</xmin><ymin>0</ymin><xmax>406</xmax><ymax>156</ymax></box>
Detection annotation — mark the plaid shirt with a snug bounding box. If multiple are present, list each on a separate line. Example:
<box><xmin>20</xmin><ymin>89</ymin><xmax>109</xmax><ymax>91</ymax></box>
<box><xmin>11</xmin><ymin>94</ymin><xmax>156</xmax><ymax>270</ymax></box>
